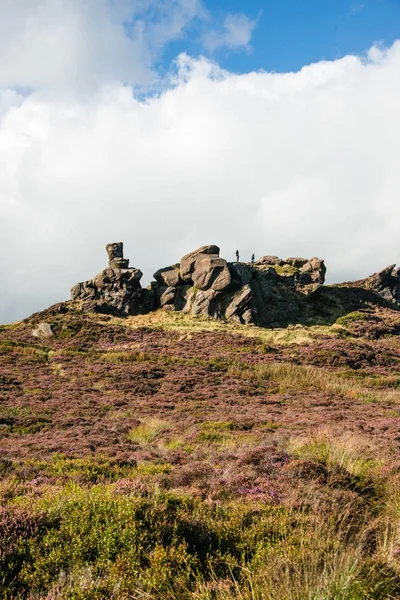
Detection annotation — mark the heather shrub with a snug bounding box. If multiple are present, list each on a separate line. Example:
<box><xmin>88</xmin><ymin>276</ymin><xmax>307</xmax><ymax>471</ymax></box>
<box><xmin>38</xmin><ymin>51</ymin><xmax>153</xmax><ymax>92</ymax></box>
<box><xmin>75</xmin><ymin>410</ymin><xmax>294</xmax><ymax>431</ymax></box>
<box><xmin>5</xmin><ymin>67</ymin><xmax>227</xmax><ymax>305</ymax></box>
<box><xmin>1</xmin><ymin>486</ymin><xmax>296</xmax><ymax>599</ymax></box>
<box><xmin>13</xmin><ymin>455</ymin><xmax>171</xmax><ymax>485</ymax></box>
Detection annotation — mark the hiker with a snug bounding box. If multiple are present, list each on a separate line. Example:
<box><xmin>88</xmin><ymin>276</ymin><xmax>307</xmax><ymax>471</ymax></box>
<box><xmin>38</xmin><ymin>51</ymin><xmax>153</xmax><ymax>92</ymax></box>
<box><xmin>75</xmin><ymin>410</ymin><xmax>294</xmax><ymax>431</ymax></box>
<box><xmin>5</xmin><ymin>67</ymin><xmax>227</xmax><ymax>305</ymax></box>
<box><xmin>235</xmin><ymin>250</ymin><xmax>239</xmax><ymax>262</ymax></box>
<box><xmin>251</xmin><ymin>253</ymin><xmax>255</xmax><ymax>265</ymax></box>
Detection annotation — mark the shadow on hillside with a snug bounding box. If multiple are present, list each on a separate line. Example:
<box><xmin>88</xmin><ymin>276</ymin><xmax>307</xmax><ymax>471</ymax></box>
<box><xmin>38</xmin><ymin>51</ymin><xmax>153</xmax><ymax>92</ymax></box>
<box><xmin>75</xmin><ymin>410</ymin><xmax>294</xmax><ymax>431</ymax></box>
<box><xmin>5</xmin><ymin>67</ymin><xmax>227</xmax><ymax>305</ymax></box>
<box><xmin>301</xmin><ymin>285</ymin><xmax>400</xmax><ymax>328</ymax></box>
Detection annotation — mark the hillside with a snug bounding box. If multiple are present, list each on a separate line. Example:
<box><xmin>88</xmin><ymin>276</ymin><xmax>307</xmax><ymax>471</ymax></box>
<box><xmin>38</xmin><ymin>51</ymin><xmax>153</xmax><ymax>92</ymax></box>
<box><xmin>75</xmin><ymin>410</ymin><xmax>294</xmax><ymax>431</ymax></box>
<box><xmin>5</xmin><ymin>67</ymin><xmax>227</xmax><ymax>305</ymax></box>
<box><xmin>1</xmin><ymin>249</ymin><xmax>400</xmax><ymax>598</ymax></box>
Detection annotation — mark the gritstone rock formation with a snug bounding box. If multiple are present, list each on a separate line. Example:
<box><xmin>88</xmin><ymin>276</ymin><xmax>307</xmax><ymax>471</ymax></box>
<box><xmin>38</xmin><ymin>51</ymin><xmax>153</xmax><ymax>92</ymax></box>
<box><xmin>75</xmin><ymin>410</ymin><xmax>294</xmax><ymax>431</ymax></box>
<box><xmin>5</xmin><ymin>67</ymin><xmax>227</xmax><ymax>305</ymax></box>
<box><xmin>71</xmin><ymin>243</ymin><xmax>154</xmax><ymax>316</ymax></box>
<box><xmin>106</xmin><ymin>242</ymin><xmax>130</xmax><ymax>269</ymax></box>
<box><xmin>70</xmin><ymin>243</ymin><xmax>400</xmax><ymax>327</ymax></box>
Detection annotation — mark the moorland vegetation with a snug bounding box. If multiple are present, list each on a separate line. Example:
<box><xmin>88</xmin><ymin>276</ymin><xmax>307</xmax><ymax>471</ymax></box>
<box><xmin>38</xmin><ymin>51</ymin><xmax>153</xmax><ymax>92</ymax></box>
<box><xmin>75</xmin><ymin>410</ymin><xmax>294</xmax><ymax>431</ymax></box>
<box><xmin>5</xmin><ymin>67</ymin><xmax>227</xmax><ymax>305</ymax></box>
<box><xmin>1</xmin><ymin>299</ymin><xmax>400</xmax><ymax>599</ymax></box>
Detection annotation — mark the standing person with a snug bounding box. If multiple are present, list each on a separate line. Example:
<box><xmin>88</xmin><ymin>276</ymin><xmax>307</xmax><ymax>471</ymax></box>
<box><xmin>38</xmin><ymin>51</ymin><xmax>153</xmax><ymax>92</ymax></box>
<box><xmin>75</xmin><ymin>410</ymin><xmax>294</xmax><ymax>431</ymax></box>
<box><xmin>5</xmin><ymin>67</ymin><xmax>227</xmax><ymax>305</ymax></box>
<box><xmin>235</xmin><ymin>250</ymin><xmax>240</xmax><ymax>262</ymax></box>
<box><xmin>251</xmin><ymin>253</ymin><xmax>255</xmax><ymax>265</ymax></box>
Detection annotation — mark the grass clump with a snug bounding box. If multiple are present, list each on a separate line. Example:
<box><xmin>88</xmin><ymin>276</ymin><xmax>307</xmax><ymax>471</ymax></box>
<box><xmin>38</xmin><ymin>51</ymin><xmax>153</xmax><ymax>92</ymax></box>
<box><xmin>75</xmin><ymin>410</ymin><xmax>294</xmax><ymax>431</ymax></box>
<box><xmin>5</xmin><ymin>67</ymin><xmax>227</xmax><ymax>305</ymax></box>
<box><xmin>272</xmin><ymin>264</ymin><xmax>298</xmax><ymax>276</ymax></box>
<box><xmin>128</xmin><ymin>418</ymin><xmax>171</xmax><ymax>445</ymax></box>
<box><xmin>336</xmin><ymin>311</ymin><xmax>367</xmax><ymax>327</ymax></box>
<box><xmin>289</xmin><ymin>431</ymin><xmax>384</xmax><ymax>482</ymax></box>
<box><xmin>227</xmin><ymin>361</ymin><xmax>400</xmax><ymax>404</ymax></box>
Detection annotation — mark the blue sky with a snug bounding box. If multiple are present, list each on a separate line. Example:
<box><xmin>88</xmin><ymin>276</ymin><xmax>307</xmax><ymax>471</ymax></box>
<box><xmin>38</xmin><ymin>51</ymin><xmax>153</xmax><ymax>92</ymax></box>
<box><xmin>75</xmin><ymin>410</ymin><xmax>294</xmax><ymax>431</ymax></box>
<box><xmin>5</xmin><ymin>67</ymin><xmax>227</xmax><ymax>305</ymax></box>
<box><xmin>160</xmin><ymin>0</ymin><xmax>400</xmax><ymax>73</ymax></box>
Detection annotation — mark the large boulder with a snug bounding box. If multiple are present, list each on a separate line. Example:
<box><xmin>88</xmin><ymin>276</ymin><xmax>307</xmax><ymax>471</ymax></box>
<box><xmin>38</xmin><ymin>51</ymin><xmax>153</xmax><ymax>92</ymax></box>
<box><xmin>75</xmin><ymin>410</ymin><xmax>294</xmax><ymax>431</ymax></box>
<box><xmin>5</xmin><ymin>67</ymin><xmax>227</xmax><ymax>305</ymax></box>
<box><xmin>286</xmin><ymin>257</ymin><xmax>308</xmax><ymax>268</ymax></box>
<box><xmin>364</xmin><ymin>264</ymin><xmax>400</xmax><ymax>303</ymax></box>
<box><xmin>183</xmin><ymin>288</ymin><xmax>219</xmax><ymax>317</ymax></box>
<box><xmin>301</xmin><ymin>257</ymin><xmax>326</xmax><ymax>285</ymax></box>
<box><xmin>93</xmin><ymin>267</ymin><xmax>142</xmax><ymax>289</ymax></box>
<box><xmin>153</xmin><ymin>265</ymin><xmax>181</xmax><ymax>288</ymax></box>
<box><xmin>178</xmin><ymin>244</ymin><xmax>231</xmax><ymax>292</ymax></box>
<box><xmin>192</xmin><ymin>255</ymin><xmax>231</xmax><ymax>291</ymax></box>
<box><xmin>180</xmin><ymin>245</ymin><xmax>220</xmax><ymax>282</ymax></box>
<box><xmin>106</xmin><ymin>242</ymin><xmax>129</xmax><ymax>269</ymax></box>
<box><xmin>225</xmin><ymin>285</ymin><xmax>253</xmax><ymax>324</ymax></box>
<box><xmin>158</xmin><ymin>285</ymin><xmax>190</xmax><ymax>311</ymax></box>
<box><xmin>255</xmin><ymin>256</ymin><xmax>284</xmax><ymax>266</ymax></box>
<box><xmin>180</xmin><ymin>283</ymin><xmax>253</xmax><ymax>324</ymax></box>
<box><xmin>71</xmin><ymin>263</ymin><xmax>153</xmax><ymax>316</ymax></box>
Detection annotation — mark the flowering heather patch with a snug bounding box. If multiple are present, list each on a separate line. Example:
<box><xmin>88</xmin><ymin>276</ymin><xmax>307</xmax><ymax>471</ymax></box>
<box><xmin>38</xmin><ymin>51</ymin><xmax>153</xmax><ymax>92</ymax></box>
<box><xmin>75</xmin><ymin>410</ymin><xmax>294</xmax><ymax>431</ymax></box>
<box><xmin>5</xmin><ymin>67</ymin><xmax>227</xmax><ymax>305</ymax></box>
<box><xmin>0</xmin><ymin>306</ymin><xmax>400</xmax><ymax>597</ymax></box>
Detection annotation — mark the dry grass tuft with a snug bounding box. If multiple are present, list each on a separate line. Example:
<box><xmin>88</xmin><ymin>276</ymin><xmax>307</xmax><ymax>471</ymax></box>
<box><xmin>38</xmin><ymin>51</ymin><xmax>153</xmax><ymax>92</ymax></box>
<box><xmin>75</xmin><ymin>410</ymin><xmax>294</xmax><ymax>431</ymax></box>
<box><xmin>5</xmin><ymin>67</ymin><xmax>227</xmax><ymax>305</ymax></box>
<box><xmin>128</xmin><ymin>418</ymin><xmax>172</xmax><ymax>445</ymax></box>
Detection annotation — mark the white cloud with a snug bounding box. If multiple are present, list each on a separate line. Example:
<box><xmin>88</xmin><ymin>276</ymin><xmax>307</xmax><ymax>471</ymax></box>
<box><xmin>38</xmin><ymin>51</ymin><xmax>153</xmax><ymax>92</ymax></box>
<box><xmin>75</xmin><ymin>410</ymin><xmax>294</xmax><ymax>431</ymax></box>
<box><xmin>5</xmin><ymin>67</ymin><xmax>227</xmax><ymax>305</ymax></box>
<box><xmin>202</xmin><ymin>13</ymin><xmax>257</xmax><ymax>53</ymax></box>
<box><xmin>0</xmin><ymin>0</ymin><xmax>205</xmax><ymax>91</ymax></box>
<box><xmin>1</xmin><ymin>16</ymin><xmax>400</xmax><ymax>322</ymax></box>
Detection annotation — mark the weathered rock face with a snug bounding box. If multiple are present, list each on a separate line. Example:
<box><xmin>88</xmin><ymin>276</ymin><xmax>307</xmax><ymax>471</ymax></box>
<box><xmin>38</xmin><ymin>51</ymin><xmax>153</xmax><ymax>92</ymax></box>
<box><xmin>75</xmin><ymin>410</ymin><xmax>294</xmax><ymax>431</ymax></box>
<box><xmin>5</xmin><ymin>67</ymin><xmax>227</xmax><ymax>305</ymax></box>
<box><xmin>286</xmin><ymin>257</ymin><xmax>309</xmax><ymax>269</ymax></box>
<box><xmin>255</xmin><ymin>256</ymin><xmax>283</xmax><ymax>266</ymax></box>
<box><xmin>179</xmin><ymin>245</ymin><xmax>223</xmax><ymax>284</ymax></box>
<box><xmin>106</xmin><ymin>242</ymin><xmax>129</xmax><ymax>269</ymax></box>
<box><xmin>71</xmin><ymin>244</ymin><xmax>154</xmax><ymax>316</ymax></box>
<box><xmin>154</xmin><ymin>265</ymin><xmax>181</xmax><ymax>288</ymax></box>
<box><xmin>70</xmin><ymin>242</ymin><xmax>399</xmax><ymax>327</ymax></box>
<box><xmin>301</xmin><ymin>257</ymin><xmax>326</xmax><ymax>285</ymax></box>
<box><xmin>363</xmin><ymin>265</ymin><xmax>400</xmax><ymax>303</ymax></box>
<box><xmin>148</xmin><ymin>245</ymin><xmax>329</xmax><ymax>326</ymax></box>
<box><xmin>191</xmin><ymin>255</ymin><xmax>231</xmax><ymax>291</ymax></box>
<box><xmin>255</xmin><ymin>255</ymin><xmax>326</xmax><ymax>287</ymax></box>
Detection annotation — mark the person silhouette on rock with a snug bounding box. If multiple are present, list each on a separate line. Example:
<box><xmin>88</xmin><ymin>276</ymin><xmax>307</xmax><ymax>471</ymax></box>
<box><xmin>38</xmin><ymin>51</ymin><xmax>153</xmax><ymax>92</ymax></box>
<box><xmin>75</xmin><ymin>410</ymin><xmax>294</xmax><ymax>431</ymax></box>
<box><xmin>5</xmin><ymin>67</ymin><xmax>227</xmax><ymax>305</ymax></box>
<box><xmin>235</xmin><ymin>250</ymin><xmax>240</xmax><ymax>262</ymax></box>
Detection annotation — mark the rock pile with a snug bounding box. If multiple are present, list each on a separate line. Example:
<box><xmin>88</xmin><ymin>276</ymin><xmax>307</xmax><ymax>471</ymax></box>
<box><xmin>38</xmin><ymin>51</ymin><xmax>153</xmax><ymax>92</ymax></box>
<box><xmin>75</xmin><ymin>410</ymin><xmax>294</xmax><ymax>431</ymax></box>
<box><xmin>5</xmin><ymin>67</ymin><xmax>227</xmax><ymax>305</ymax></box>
<box><xmin>70</xmin><ymin>243</ymin><xmax>399</xmax><ymax>327</ymax></box>
<box><xmin>153</xmin><ymin>245</ymin><xmax>253</xmax><ymax>323</ymax></box>
<box><xmin>255</xmin><ymin>255</ymin><xmax>326</xmax><ymax>286</ymax></box>
<box><xmin>71</xmin><ymin>242</ymin><xmax>154</xmax><ymax>316</ymax></box>
<box><xmin>361</xmin><ymin>264</ymin><xmax>400</xmax><ymax>304</ymax></box>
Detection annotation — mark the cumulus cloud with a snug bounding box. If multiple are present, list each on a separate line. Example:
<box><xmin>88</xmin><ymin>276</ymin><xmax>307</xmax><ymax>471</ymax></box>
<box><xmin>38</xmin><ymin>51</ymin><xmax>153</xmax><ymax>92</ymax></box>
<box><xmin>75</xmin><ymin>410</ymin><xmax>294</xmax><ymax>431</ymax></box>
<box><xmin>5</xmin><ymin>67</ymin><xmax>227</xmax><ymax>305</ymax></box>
<box><xmin>0</xmin><ymin>0</ymin><xmax>204</xmax><ymax>90</ymax></box>
<box><xmin>201</xmin><ymin>13</ymin><xmax>257</xmax><ymax>53</ymax></box>
<box><xmin>0</xmin><ymin>6</ymin><xmax>400</xmax><ymax>322</ymax></box>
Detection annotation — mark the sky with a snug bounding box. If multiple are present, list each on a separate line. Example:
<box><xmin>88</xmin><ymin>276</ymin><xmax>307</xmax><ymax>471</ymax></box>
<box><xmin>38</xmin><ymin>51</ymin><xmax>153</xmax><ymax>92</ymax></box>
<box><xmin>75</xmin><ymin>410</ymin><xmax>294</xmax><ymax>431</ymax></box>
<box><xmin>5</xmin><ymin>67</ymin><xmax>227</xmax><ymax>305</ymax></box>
<box><xmin>1</xmin><ymin>0</ymin><xmax>400</xmax><ymax>323</ymax></box>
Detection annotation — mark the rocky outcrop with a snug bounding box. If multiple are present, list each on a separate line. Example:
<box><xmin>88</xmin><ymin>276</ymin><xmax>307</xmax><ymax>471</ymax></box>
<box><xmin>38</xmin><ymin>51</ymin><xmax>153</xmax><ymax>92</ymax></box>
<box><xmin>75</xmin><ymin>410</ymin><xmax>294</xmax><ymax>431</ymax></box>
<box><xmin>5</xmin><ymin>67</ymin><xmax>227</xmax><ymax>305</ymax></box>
<box><xmin>361</xmin><ymin>265</ymin><xmax>400</xmax><ymax>304</ymax></box>
<box><xmin>71</xmin><ymin>245</ymin><xmax>154</xmax><ymax>316</ymax></box>
<box><xmin>150</xmin><ymin>246</ymin><xmax>330</xmax><ymax>326</ymax></box>
<box><xmin>255</xmin><ymin>255</ymin><xmax>326</xmax><ymax>287</ymax></box>
<box><xmin>70</xmin><ymin>242</ymin><xmax>399</xmax><ymax>327</ymax></box>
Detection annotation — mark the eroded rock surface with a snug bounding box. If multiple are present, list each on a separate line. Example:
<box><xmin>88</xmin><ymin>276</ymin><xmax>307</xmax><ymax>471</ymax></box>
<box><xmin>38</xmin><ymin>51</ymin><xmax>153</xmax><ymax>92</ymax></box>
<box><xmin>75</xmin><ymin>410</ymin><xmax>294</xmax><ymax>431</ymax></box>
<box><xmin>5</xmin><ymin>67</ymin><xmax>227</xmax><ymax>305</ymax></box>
<box><xmin>361</xmin><ymin>265</ymin><xmax>400</xmax><ymax>304</ymax></box>
<box><xmin>106</xmin><ymin>242</ymin><xmax>130</xmax><ymax>269</ymax></box>
<box><xmin>71</xmin><ymin>244</ymin><xmax>154</xmax><ymax>316</ymax></box>
<box><xmin>70</xmin><ymin>242</ymin><xmax>400</xmax><ymax>326</ymax></box>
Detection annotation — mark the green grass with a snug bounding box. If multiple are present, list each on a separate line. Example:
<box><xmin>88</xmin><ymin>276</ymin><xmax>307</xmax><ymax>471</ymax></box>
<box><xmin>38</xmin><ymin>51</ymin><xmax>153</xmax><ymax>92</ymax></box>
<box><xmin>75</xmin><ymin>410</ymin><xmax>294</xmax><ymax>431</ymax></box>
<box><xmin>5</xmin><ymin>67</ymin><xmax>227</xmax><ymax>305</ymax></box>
<box><xmin>227</xmin><ymin>362</ymin><xmax>400</xmax><ymax>404</ymax></box>
<box><xmin>128</xmin><ymin>418</ymin><xmax>172</xmax><ymax>445</ymax></box>
<box><xmin>102</xmin><ymin>309</ymin><xmax>342</xmax><ymax>347</ymax></box>
<box><xmin>272</xmin><ymin>264</ymin><xmax>299</xmax><ymax>277</ymax></box>
<box><xmin>2</xmin><ymin>479</ymin><xmax>400</xmax><ymax>599</ymax></box>
<box><xmin>336</xmin><ymin>311</ymin><xmax>367</xmax><ymax>327</ymax></box>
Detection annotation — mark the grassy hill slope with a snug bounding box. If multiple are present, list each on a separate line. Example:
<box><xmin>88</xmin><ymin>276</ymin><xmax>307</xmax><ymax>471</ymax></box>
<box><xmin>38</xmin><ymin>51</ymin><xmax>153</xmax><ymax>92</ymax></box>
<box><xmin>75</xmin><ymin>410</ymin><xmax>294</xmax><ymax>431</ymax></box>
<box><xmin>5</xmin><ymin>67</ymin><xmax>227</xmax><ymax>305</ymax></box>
<box><xmin>1</xmin><ymin>305</ymin><xmax>400</xmax><ymax>599</ymax></box>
